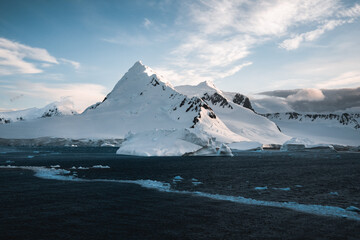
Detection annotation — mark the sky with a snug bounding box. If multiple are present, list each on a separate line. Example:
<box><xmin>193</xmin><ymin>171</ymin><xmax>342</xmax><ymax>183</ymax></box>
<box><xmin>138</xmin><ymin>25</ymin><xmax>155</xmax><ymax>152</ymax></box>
<box><xmin>0</xmin><ymin>0</ymin><xmax>360</xmax><ymax>112</ymax></box>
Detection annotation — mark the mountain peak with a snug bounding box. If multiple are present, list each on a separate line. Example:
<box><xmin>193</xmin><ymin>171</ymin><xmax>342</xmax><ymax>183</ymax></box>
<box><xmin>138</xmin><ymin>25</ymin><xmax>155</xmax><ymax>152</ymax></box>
<box><xmin>129</xmin><ymin>60</ymin><xmax>146</xmax><ymax>72</ymax></box>
<box><xmin>103</xmin><ymin>61</ymin><xmax>174</xmax><ymax>102</ymax></box>
<box><xmin>198</xmin><ymin>80</ymin><xmax>216</xmax><ymax>88</ymax></box>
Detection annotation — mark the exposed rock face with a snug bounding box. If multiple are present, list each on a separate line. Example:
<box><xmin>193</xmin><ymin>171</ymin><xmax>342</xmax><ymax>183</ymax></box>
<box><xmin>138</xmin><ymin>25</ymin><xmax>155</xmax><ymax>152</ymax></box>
<box><xmin>201</xmin><ymin>92</ymin><xmax>233</xmax><ymax>109</ymax></box>
<box><xmin>0</xmin><ymin>102</ymin><xmax>77</xmax><ymax>124</ymax></box>
<box><xmin>232</xmin><ymin>93</ymin><xmax>254</xmax><ymax>112</ymax></box>
<box><xmin>262</xmin><ymin>112</ymin><xmax>360</xmax><ymax>129</ymax></box>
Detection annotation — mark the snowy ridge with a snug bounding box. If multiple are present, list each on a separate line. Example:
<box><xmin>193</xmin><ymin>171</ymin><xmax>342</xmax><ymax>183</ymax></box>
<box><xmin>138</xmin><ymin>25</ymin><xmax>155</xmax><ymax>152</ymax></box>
<box><xmin>263</xmin><ymin>112</ymin><xmax>360</xmax><ymax>129</ymax></box>
<box><xmin>262</xmin><ymin>112</ymin><xmax>360</xmax><ymax>146</ymax></box>
<box><xmin>176</xmin><ymin>81</ymin><xmax>290</xmax><ymax>144</ymax></box>
<box><xmin>0</xmin><ymin>99</ymin><xmax>78</xmax><ymax>124</ymax></box>
<box><xmin>0</xmin><ymin>61</ymin><xmax>248</xmax><ymax>153</ymax></box>
<box><xmin>1</xmin><ymin>61</ymin><xmax>357</xmax><ymax>153</ymax></box>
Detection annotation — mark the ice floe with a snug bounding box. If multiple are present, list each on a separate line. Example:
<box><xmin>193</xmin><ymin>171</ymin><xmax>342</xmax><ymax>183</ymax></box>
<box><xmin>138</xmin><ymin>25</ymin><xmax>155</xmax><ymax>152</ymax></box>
<box><xmin>1</xmin><ymin>165</ymin><xmax>360</xmax><ymax>221</ymax></box>
<box><xmin>92</xmin><ymin>165</ymin><xmax>110</xmax><ymax>169</ymax></box>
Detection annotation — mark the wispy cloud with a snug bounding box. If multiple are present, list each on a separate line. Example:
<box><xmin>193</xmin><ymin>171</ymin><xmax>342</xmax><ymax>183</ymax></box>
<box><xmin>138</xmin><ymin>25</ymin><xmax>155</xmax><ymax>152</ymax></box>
<box><xmin>158</xmin><ymin>0</ymin><xmax>359</xmax><ymax>85</ymax></box>
<box><xmin>60</xmin><ymin>58</ymin><xmax>80</xmax><ymax>69</ymax></box>
<box><xmin>0</xmin><ymin>38</ymin><xmax>81</xmax><ymax>75</ymax></box>
<box><xmin>143</xmin><ymin>18</ymin><xmax>152</xmax><ymax>29</ymax></box>
<box><xmin>280</xmin><ymin>19</ymin><xmax>353</xmax><ymax>50</ymax></box>
<box><xmin>316</xmin><ymin>71</ymin><xmax>360</xmax><ymax>89</ymax></box>
<box><xmin>6</xmin><ymin>81</ymin><xmax>107</xmax><ymax>112</ymax></box>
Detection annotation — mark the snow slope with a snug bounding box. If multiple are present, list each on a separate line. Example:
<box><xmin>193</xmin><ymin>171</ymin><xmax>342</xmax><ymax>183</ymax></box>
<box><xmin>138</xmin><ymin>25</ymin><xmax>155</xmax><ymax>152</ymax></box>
<box><xmin>0</xmin><ymin>99</ymin><xmax>77</xmax><ymax>124</ymax></box>
<box><xmin>263</xmin><ymin>112</ymin><xmax>360</xmax><ymax>146</ymax></box>
<box><xmin>176</xmin><ymin>81</ymin><xmax>290</xmax><ymax>144</ymax></box>
<box><xmin>0</xmin><ymin>62</ymin><xmax>246</xmax><ymax>147</ymax></box>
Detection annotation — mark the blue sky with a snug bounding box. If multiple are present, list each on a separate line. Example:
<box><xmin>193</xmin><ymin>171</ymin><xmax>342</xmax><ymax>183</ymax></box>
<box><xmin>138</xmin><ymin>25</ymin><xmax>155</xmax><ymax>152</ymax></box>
<box><xmin>0</xmin><ymin>0</ymin><xmax>359</xmax><ymax>111</ymax></box>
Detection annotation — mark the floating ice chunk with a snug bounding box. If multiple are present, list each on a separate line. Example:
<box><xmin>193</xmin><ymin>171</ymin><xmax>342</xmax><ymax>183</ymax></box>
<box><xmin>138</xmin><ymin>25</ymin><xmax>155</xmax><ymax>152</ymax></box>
<box><xmin>1</xmin><ymin>165</ymin><xmax>360</xmax><ymax>221</ymax></box>
<box><xmin>190</xmin><ymin>178</ymin><xmax>202</xmax><ymax>186</ymax></box>
<box><xmin>228</xmin><ymin>141</ymin><xmax>263</xmax><ymax>151</ymax></box>
<box><xmin>254</xmin><ymin>186</ymin><xmax>268</xmax><ymax>190</ymax></box>
<box><xmin>71</xmin><ymin>166</ymin><xmax>77</xmax><ymax>169</ymax></box>
<box><xmin>329</xmin><ymin>192</ymin><xmax>339</xmax><ymax>196</ymax></box>
<box><xmin>33</xmin><ymin>151</ymin><xmax>40</xmax><ymax>153</ymax></box>
<box><xmin>346</xmin><ymin>206</ymin><xmax>360</xmax><ymax>213</ymax></box>
<box><xmin>78</xmin><ymin>166</ymin><xmax>89</xmax><ymax>170</ymax></box>
<box><xmin>192</xmin><ymin>181</ymin><xmax>203</xmax><ymax>186</ymax></box>
<box><xmin>173</xmin><ymin>176</ymin><xmax>183</xmax><ymax>183</ymax></box>
<box><xmin>100</xmin><ymin>143</ymin><xmax>116</xmax><ymax>147</ymax></box>
<box><xmin>116</xmin><ymin>129</ymin><xmax>202</xmax><ymax>156</ymax></box>
<box><xmin>273</xmin><ymin>187</ymin><xmax>291</xmax><ymax>191</ymax></box>
<box><xmin>50</xmin><ymin>165</ymin><xmax>60</xmax><ymax>168</ymax></box>
<box><xmin>27</xmin><ymin>155</ymin><xmax>34</xmax><ymax>159</ymax></box>
<box><xmin>5</xmin><ymin>160</ymin><xmax>14</xmax><ymax>164</ymax></box>
<box><xmin>295</xmin><ymin>185</ymin><xmax>303</xmax><ymax>188</ymax></box>
<box><xmin>92</xmin><ymin>165</ymin><xmax>110</xmax><ymax>169</ymax></box>
<box><xmin>216</xmin><ymin>143</ymin><xmax>233</xmax><ymax>156</ymax></box>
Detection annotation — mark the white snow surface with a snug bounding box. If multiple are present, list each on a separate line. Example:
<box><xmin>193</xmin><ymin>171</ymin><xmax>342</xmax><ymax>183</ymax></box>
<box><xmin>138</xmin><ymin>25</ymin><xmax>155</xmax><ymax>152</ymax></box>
<box><xmin>1</xmin><ymin>61</ymin><xmax>357</xmax><ymax>153</ymax></box>
<box><xmin>0</xmin><ymin>98</ymin><xmax>77</xmax><ymax>123</ymax></box>
<box><xmin>116</xmin><ymin>129</ymin><xmax>203</xmax><ymax>156</ymax></box>
<box><xmin>0</xmin><ymin>62</ymin><xmax>244</xmax><ymax>147</ymax></box>
<box><xmin>176</xmin><ymin>82</ymin><xmax>290</xmax><ymax>144</ymax></box>
<box><xmin>250</xmin><ymin>96</ymin><xmax>295</xmax><ymax>114</ymax></box>
<box><xmin>228</xmin><ymin>141</ymin><xmax>263</xmax><ymax>151</ymax></box>
<box><xmin>270</xmin><ymin>117</ymin><xmax>360</xmax><ymax>146</ymax></box>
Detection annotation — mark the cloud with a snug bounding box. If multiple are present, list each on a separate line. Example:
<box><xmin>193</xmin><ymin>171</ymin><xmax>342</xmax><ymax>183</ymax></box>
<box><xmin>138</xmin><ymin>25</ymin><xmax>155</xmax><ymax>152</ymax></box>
<box><xmin>316</xmin><ymin>71</ymin><xmax>360</xmax><ymax>89</ymax></box>
<box><xmin>60</xmin><ymin>58</ymin><xmax>80</xmax><ymax>69</ymax></box>
<box><xmin>259</xmin><ymin>87</ymin><xmax>360</xmax><ymax>112</ymax></box>
<box><xmin>5</xmin><ymin>81</ymin><xmax>107</xmax><ymax>112</ymax></box>
<box><xmin>143</xmin><ymin>18</ymin><xmax>152</xmax><ymax>28</ymax></box>
<box><xmin>158</xmin><ymin>0</ymin><xmax>358</xmax><ymax>85</ymax></box>
<box><xmin>279</xmin><ymin>20</ymin><xmax>350</xmax><ymax>50</ymax></box>
<box><xmin>287</xmin><ymin>88</ymin><xmax>325</xmax><ymax>102</ymax></box>
<box><xmin>0</xmin><ymin>38</ymin><xmax>58</xmax><ymax>75</ymax></box>
<box><xmin>337</xmin><ymin>3</ymin><xmax>360</xmax><ymax>18</ymax></box>
<box><xmin>0</xmin><ymin>38</ymin><xmax>81</xmax><ymax>75</ymax></box>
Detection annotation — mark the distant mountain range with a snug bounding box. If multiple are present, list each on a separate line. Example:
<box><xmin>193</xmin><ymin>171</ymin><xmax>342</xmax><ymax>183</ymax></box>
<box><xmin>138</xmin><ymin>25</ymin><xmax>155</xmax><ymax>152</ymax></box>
<box><xmin>0</xmin><ymin>100</ymin><xmax>77</xmax><ymax>124</ymax></box>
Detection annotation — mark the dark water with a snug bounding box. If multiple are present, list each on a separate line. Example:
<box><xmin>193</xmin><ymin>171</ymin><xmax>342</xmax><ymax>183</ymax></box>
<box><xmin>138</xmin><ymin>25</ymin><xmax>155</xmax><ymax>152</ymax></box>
<box><xmin>1</xmin><ymin>147</ymin><xmax>360</xmax><ymax>240</ymax></box>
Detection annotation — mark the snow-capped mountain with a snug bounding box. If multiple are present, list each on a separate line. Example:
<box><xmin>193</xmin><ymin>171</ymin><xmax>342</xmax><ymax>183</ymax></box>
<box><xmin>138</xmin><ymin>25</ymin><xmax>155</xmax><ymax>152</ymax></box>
<box><xmin>175</xmin><ymin>81</ymin><xmax>289</xmax><ymax>144</ymax></box>
<box><xmin>261</xmin><ymin>112</ymin><xmax>360</xmax><ymax>146</ymax></box>
<box><xmin>263</xmin><ymin>112</ymin><xmax>360</xmax><ymax>129</ymax></box>
<box><xmin>0</xmin><ymin>100</ymin><xmax>78</xmax><ymax>124</ymax></box>
<box><xmin>0</xmin><ymin>61</ymin><xmax>358</xmax><ymax>153</ymax></box>
<box><xmin>0</xmin><ymin>62</ymin><xmax>249</xmax><ymax>147</ymax></box>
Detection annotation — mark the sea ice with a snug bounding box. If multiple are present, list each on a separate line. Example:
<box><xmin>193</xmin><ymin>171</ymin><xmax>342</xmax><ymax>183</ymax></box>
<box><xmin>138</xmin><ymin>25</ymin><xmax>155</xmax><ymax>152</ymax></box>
<box><xmin>173</xmin><ymin>176</ymin><xmax>183</xmax><ymax>183</ymax></box>
<box><xmin>92</xmin><ymin>165</ymin><xmax>110</xmax><ymax>169</ymax></box>
<box><xmin>273</xmin><ymin>187</ymin><xmax>291</xmax><ymax>191</ymax></box>
<box><xmin>1</xmin><ymin>165</ymin><xmax>360</xmax><ymax>221</ymax></box>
